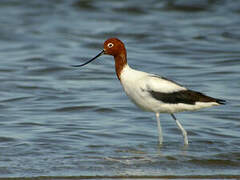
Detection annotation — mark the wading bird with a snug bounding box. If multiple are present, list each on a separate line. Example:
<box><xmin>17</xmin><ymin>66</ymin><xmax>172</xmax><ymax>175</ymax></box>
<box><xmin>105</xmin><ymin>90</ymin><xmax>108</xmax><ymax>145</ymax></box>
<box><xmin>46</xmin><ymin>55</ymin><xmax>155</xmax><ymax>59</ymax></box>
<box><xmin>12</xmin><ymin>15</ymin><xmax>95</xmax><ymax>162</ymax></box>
<box><xmin>73</xmin><ymin>38</ymin><xmax>225</xmax><ymax>145</ymax></box>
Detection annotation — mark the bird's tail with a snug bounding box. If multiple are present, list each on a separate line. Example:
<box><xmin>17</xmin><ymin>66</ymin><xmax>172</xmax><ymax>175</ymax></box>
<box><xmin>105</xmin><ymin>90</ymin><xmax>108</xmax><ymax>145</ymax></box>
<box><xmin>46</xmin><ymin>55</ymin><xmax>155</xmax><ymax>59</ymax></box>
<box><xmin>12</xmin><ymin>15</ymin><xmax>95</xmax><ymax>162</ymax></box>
<box><xmin>216</xmin><ymin>98</ymin><xmax>226</xmax><ymax>105</ymax></box>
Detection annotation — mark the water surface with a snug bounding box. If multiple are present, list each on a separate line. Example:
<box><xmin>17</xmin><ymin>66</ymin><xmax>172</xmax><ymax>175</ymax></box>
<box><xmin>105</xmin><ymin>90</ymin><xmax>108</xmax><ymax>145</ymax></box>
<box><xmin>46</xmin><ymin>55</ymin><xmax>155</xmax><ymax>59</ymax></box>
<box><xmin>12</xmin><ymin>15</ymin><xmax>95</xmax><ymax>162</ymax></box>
<box><xmin>0</xmin><ymin>0</ymin><xmax>239</xmax><ymax>178</ymax></box>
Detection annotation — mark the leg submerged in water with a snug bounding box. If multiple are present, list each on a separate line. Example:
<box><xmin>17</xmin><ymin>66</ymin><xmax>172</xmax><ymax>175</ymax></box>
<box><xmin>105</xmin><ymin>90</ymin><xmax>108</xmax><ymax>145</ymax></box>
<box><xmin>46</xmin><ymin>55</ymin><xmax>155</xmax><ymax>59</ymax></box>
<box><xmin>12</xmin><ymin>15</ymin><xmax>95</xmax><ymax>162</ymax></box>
<box><xmin>171</xmin><ymin>114</ymin><xmax>188</xmax><ymax>145</ymax></box>
<box><xmin>155</xmin><ymin>113</ymin><xmax>163</xmax><ymax>145</ymax></box>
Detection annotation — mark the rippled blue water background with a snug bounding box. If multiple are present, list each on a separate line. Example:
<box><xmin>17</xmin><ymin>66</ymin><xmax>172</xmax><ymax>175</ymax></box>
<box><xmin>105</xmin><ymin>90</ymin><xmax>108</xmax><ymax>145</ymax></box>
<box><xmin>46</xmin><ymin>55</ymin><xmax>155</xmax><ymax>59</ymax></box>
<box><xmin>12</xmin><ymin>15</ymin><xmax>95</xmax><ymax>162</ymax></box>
<box><xmin>0</xmin><ymin>0</ymin><xmax>239</xmax><ymax>178</ymax></box>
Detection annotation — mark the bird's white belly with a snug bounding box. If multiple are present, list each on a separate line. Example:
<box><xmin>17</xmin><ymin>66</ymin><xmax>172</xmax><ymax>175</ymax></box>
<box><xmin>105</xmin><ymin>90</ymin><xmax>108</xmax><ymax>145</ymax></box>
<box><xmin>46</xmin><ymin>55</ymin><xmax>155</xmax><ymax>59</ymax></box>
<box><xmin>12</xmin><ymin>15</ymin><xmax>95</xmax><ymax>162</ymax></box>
<box><xmin>121</xmin><ymin>81</ymin><xmax>218</xmax><ymax>113</ymax></box>
<box><xmin>119</xmin><ymin>65</ymin><xmax>219</xmax><ymax>114</ymax></box>
<box><xmin>121</xmin><ymin>80</ymin><xmax>164</xmax><ymax>112</ymax></box>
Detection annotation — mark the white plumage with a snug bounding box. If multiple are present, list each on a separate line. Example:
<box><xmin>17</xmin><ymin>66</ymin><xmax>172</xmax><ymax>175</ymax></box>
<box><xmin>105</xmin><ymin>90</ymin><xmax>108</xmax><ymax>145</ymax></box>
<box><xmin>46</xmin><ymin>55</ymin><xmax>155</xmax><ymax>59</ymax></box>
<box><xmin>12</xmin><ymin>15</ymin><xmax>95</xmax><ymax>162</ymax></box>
<box><xmin>120</xmin><ymin>65</ymin><xmax>219</xmax><ymax>113</ymax></box>
<box><xmin>73</xmin><ymin>38</ymin><xmax>225</xmax><ymax>146</ymax></box>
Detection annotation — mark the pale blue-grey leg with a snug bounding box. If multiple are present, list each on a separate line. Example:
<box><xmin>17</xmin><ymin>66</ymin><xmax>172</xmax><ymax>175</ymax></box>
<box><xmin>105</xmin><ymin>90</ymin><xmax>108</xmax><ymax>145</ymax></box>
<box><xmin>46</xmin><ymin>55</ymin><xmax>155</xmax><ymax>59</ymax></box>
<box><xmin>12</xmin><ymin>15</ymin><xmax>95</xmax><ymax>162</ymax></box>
<box><xmin>171</xmin><ymin>114</ymin><xmax>188</xmax><ymax>145</ymax></box>
<box><xmin>156</xmin><ymin>113</ymin><xmax>163</xmax><ymax>145</ymax></box>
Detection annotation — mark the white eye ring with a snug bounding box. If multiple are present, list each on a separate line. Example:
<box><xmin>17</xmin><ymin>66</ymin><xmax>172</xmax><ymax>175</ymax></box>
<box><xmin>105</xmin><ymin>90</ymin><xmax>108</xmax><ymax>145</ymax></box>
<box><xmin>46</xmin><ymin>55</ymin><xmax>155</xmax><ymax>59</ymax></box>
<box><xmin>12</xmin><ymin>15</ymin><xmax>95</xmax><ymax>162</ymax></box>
<box><xmin>107</xmin><ymin>43</ymin><xmax>114</xmax><ymax>48</ymax></box>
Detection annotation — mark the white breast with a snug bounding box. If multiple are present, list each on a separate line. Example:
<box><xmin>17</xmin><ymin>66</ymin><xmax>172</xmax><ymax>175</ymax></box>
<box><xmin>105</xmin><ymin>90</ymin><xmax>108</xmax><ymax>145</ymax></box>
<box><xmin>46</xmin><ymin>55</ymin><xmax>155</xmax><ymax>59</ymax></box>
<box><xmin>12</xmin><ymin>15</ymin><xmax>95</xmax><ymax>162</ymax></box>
<box><xmin>120</xmin><ymin>65</ymin><xmax>183</xmax><ymax>112</ymax></box>
<box><xmin>119</xmin><ymin>65</ymin><xmax>218</xmax><ymax>113</ymax></box>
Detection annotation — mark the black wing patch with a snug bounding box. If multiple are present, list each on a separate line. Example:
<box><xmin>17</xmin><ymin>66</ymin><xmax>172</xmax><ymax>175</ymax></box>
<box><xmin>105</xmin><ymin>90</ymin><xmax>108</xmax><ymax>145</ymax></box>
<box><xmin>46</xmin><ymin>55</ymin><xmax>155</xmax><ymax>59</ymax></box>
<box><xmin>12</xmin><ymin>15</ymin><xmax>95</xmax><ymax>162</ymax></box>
<box><xmin>148</xmin><ymin>89</ymin><xmax>225</xmax><ymax>105</ymax></box>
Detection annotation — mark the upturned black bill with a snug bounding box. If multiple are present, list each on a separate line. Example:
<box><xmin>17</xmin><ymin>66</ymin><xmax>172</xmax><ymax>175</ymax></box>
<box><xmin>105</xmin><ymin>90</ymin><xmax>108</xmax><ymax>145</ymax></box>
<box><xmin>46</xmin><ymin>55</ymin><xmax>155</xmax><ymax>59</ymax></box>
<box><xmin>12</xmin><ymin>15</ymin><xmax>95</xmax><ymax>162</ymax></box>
<box><xmin>72</xmin><ymin>50</ymin><xmax>104</xmax><ymax>67</ymax></box>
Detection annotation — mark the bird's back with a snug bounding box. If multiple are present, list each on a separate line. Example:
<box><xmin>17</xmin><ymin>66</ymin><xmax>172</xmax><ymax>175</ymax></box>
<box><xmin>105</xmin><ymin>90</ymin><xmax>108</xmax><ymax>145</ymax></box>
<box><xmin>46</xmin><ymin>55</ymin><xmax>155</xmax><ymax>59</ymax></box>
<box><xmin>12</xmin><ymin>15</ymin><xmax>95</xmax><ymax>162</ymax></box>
<box><xmin>119</xmin><ymin>65</ymin><xmax>225</xmax><ymax>113</ymax></box>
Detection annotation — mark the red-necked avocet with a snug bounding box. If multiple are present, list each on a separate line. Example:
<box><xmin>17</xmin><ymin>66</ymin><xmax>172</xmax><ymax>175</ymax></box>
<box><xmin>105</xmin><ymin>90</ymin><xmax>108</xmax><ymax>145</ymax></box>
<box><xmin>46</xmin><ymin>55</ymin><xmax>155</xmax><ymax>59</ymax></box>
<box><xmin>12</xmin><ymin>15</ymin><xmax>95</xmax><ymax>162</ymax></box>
<box><xmin>73</xmin><ymin>38</ymin><xmax>225</xmax><ymax>145</ymax></box>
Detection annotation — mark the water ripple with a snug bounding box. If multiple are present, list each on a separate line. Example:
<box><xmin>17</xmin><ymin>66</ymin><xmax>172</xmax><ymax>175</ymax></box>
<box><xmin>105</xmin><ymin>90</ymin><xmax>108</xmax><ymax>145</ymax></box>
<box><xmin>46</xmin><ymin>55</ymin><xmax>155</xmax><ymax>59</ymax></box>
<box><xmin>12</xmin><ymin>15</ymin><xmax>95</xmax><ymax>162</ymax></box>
<box><xmin>0</xmin><ymin>0</ymin><xmax>239</xmax><ymax>178</ymax></box>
